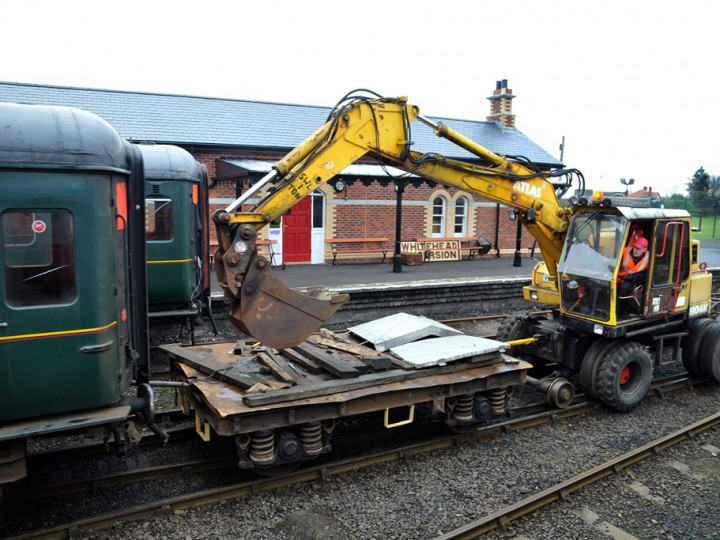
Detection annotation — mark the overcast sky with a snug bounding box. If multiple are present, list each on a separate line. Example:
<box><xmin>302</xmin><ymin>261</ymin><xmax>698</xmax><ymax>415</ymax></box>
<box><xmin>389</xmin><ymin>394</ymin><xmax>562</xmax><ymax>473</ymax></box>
<box><xmin>3</xmin><ymin>0</ymin><xmax>719</xmax><ymax>196</ymax></box>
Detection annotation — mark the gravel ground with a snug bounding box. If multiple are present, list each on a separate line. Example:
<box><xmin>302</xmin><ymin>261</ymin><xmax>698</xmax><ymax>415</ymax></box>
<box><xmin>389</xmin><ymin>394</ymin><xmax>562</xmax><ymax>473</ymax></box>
<box><xmin>4</xmin><ymin>311</ymin><xmax>719</xmax><ymax>539</ymax></box>
<box><xmin>72</xmin><ymin>381</ymin><xmax>720</xmax><ymax>540</ymax></box>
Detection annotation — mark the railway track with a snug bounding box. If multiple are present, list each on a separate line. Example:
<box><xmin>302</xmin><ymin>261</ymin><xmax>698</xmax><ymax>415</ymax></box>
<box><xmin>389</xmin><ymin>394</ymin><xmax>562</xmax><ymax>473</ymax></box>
<box><xmin>437</xmin><ymin>411</ymin><xmax>720</xmax><ymax>539</ymax></box>
<box><xmin>3</xmin><ymin>372</ymin><xmax>708</xmax><ymax>539</ymax></box>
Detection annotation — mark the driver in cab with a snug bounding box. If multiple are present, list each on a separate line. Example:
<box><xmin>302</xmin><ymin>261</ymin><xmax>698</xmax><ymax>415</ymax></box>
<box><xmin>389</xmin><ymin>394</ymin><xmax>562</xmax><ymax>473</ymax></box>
<box><xmin>617</xmin><ymin>236</ymin><xmax>649</xmax><ymax>315</ymax></box>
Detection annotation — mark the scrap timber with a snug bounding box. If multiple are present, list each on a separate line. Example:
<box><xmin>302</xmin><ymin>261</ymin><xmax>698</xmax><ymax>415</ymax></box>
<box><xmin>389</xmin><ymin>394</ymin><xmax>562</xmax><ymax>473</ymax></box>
<box><xmin>162</xmin><ymin>314</ymin><xmax>531</xmax><ymax>437</ymax></box>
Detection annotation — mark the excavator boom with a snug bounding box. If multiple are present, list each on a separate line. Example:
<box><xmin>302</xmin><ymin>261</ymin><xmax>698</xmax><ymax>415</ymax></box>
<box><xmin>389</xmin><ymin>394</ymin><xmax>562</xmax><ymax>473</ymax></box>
<box><xmin>213</xmin><ymin>94</ymin><xmax>580</xmax><ymax>347</ymax></box>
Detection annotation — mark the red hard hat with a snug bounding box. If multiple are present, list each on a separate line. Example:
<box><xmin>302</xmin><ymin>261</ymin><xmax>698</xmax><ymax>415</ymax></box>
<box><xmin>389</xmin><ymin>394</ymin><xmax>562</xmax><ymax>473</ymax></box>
<box><xmin>633</xmin><ymin>237</ymin><xmax>648</xmax><ymax>249</ymax></box>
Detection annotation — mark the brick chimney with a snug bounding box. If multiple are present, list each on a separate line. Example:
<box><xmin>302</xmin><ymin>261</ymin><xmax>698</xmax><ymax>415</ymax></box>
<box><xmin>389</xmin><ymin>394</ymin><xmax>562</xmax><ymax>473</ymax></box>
<box><xmin>487</xmin><ymin>79</ymin><xmax>516</xmax><ymax>128</ymax></box>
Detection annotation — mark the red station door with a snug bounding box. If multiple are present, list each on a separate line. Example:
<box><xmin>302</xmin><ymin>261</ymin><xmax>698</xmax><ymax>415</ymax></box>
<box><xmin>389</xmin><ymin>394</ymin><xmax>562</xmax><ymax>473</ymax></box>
<box><xmin>282</xmin><ymin>197</ymin><xmax>312</xmax><ymax>263</ymax></box>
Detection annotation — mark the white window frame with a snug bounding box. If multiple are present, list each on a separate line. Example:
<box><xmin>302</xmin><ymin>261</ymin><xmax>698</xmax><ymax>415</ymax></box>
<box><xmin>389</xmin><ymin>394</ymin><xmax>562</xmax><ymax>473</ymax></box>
<box><xmin>432</xmin><ymin>196</ymin><xmax>447</xmax><ymax>237</ymax></box>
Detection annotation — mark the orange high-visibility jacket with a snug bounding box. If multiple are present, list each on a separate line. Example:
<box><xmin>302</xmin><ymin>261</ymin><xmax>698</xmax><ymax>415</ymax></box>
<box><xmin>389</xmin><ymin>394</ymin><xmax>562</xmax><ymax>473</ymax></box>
<box><xmin>618</xmin><ymin>244</ymin><xmax>649</xmax><ymax>282</ymax></box>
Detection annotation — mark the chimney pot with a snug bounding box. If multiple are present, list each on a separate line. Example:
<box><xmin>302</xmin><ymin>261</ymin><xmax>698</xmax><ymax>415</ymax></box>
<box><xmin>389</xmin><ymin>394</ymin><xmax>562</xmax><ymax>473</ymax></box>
<box><xmin>496</xmin><ymin>80</ymin><xmax>502</xmax><ymax>90</ymax></box>
<box><xmin>502</xmin><ymin>79</ymin><xmax>508</xmax><ymax>88</ymax></box>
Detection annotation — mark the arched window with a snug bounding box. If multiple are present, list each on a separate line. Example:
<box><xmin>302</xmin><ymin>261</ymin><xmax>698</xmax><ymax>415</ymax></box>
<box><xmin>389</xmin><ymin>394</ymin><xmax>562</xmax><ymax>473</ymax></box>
<box><xmin>432</xmin><ymin>196</ymin><xmax>446</xmax><ymax>237</ymax></box>
<box><xmin>454</xmin><ymin>197</ymin><xmax>468</xmax><ymax>236</ymax></box>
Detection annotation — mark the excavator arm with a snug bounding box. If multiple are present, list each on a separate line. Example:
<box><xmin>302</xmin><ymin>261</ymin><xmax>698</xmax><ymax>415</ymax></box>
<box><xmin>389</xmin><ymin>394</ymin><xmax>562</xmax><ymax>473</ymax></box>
<box><xmin>214</xmin><ymin>94</ymin><xmax>580</xmax><ymax>347</ymax></box>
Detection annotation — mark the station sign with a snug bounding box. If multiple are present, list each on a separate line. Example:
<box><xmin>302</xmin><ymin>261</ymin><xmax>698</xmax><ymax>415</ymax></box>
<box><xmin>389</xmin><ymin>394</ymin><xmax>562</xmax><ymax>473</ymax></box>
<box><xmin>400</xmin><ymin>240</ymin><xmax>461</xmax><ymax>262</ymax></box>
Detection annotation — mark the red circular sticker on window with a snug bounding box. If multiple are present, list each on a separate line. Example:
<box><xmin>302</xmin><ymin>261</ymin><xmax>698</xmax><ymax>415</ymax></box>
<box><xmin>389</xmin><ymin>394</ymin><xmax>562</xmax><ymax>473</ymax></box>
<box><xmin>32</xmin><ymin>220</ymin><xmax>47</xmax><ymax>233</ymax></box>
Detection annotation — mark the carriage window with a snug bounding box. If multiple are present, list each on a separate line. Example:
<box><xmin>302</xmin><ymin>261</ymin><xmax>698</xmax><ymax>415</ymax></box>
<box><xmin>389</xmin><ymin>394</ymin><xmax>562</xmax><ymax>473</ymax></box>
<box><xmin>146</xmin><ymin>198</ymin><xmax>173</xmax><ymax>241</ymax></box>
<box><xmin>2</xmin><ymin>211</ymin><xmax>77</xmax><ymax>306</ymax></box>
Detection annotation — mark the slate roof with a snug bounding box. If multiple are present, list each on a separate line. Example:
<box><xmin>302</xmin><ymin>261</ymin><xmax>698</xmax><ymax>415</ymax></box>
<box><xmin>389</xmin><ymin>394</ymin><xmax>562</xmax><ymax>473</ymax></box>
<box><xmin>0</xmin><ymin>81</ymin><xmax>563</xmax><ymax>167</ymax></box>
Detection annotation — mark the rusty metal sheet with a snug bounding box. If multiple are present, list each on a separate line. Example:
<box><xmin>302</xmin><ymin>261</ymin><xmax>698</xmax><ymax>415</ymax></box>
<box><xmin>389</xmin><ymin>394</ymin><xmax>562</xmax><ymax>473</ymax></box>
<box><xmin>391</xmin><ymin>335</ymin><xmax>509</xmax><ymax>368</ymax></box>
<box><xmin>348</xmin><ymin>313</ymin><xmax>461</xmax><ymax>352</ymax></box>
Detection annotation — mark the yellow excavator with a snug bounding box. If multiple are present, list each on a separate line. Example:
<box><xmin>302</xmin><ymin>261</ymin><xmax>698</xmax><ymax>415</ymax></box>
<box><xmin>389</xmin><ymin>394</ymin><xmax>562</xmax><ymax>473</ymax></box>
<box><xmin>213</xmin><ymin>92</ymin><xmax>719</xmax><ymax>411</ymax></box>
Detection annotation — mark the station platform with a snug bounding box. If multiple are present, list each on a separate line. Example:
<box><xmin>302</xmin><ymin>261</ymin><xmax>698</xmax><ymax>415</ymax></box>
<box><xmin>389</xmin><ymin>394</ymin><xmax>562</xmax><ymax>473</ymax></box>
<box><xmin>210</xmin><ymin>239</ymin><xmax>720</xmax><ymax>295</ymax></box>
<box><xmin>211</xmin><ymin>254</ymin><xmax>536</xmax><ymax>296</ymax></box>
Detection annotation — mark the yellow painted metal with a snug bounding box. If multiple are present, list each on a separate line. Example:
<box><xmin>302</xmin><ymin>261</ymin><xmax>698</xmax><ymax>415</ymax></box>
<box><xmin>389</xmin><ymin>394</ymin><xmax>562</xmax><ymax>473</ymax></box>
<box><xmin>523</xmin><ymin>285</ymin><xmax>559</xmax><ymax>305</ymax></box>
<box><xmin>214</xmin><ymin>95</ymin><xmax>575</xmax><ymax>347</ymax></box>
<box><xmin>195</xmin><ymin>411</ymin><xmax>212</xmax><ymax>442</ymax></box>
<box><xmin>384</xmin><ymin>404</ymin><xmax>415</xmax><ymax>428</ymax></box>
<box><xmin>505</xmin><ymin>337</ymin><xmax>537</xmax><ymax>347</ymax></box>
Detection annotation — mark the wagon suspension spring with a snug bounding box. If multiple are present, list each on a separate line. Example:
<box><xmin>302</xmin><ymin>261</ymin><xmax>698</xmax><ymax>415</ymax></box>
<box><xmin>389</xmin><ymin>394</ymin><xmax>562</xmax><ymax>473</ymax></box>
<box><xmin>488</xmin><ymin>388</ymin><xmax>507</xmax><ymax>414</ymax></box>
<box><xmin>249</xmin><ymin>430</ymin><xmax>275</xmax><ymax>463</ymax></box>
<box><xmin>299</xmin><ymin>422</ymin><xmax>323</xmax><ymax>455</ymax></box>
<box><xmin>453</xmin><ymin>394</ymin><xmax>475</xmax><ymax>421</ymax></box>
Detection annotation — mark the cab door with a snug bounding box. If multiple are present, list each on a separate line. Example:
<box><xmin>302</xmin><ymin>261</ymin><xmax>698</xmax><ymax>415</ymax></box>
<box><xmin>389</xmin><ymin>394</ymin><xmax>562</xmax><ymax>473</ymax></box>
<box><xmin>646</xmin><ymin>220</ymin><xmax>690</xmax><ymax>316</ymax></box>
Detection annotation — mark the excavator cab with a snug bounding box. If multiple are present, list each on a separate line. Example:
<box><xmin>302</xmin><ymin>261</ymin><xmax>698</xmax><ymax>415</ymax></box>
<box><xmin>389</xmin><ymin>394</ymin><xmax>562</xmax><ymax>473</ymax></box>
<box><xmin>558</xmin><ymin>206</ymin><xmax>693</xmax><ymax>327</ymax></box>
<box><xmin>559</xmin><ymin>209</ymin><xmax>625</xmax><ymax>323</ymax></box>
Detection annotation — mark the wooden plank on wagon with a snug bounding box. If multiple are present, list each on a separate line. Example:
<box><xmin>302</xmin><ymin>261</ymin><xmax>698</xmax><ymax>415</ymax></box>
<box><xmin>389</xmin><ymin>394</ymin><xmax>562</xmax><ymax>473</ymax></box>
<box><xmin>264</xmin><ymin>349</ymin><xmax>308</xmax><ymax>384</ymax></box>
<box><xmin>279</xmin><ymin>347</ymin><xmax>323</xmax><ymax>374</ymax></box>
<box><xmin>243</xmin><ymin>353</ymin><xmax>504</xmax><ymax>407</ymax></box>
<box><xmin>164</xmin><ymin>345</ymin><xmax>288</xmax><ymax>391</ymax></box>
<box><xmin>313</xmin><ymin>336</ymin><xmax>406</xmax><ymax>369</ymax></box>
<box><xmin>334</xmin><ymin>353</ymin><xmax>371</xmax><ymax>375</ymax></box>
<box><xmin>293</xmin><ymin>342</ymin><xmax>361</xmax><ymax>379</ymax></box>
<box><xmin>257</xmin><ymin>351</ymin><xmax>299</xmax><ymax>385</ymax></box>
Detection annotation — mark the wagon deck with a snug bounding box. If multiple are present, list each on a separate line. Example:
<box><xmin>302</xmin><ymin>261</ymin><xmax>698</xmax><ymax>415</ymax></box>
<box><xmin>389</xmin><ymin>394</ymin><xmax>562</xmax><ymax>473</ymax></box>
<box><xmin>163</xmin><ymin>314</ymin><xmax>531</xmax><ymax>439</ymax></box>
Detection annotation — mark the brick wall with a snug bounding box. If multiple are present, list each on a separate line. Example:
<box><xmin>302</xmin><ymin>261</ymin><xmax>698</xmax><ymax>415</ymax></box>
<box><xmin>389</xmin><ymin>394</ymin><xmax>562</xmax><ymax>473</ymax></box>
<box><xmin>186</xmin><ymin>149</ymin><xmax>525</xmax><ymax>263</ymax></box>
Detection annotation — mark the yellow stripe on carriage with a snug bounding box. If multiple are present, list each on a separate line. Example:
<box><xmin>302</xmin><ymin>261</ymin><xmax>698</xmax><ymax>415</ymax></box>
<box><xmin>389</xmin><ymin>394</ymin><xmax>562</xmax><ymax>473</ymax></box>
<box><xmin>146</xmin><ymin>258</ymin><xmax>193</xmax><ymax>264</ymax></box>
<box><xmin>0</xmin><ymin>321</ymin><xmax>118</xmax><ymax>343</ymax></box>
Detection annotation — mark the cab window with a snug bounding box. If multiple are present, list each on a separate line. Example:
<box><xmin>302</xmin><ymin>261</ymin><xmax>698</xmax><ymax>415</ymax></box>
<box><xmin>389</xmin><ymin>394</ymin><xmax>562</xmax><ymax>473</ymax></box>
<box><xmin>2</xmin><ymin>210</ymin><xmax>77</xmax><ymax>306</ymax></box>
<box><xmin>146</xmin><ymin>198</ymin><xmax>173</xmax><ymax>241</ymax></box>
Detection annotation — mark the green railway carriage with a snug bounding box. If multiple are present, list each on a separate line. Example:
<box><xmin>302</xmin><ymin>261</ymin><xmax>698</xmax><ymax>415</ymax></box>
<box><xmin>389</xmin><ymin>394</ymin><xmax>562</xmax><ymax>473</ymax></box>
<box><xmin>139</xmin><ymin>144</ymin><xmax>211</xmax><ymax>318</ymax></box>
<box><xmin>0</xmin><ymin>103</ymin><xmax>149</xmax><ymax>482</ymax></box>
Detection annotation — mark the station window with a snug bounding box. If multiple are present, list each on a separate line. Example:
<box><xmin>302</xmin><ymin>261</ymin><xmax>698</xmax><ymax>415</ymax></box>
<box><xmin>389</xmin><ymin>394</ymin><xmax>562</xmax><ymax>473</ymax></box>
<box><xmin>432</xmin><ymin>197</ymin><xmax>447</xmax><ymax>237</ymax></box>
<box><xmin>2</xmin><ymin>210</ymin><xmax>77</xmax><ymax>306</ymax></box>
<box><xmin>146</xmin><ymin>198</ymin><xmax>173</xmax><ymax>241</ymax></box>
<box><xmin>454</xmin><ymin>197</ymin><xmax>468</xmax><ymax>236</ymax></box>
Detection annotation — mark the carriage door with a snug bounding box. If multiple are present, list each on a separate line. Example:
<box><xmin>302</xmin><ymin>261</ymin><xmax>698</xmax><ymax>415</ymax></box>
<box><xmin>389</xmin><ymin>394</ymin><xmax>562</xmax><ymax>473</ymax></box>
<box><xmin>647</xmin><ymin>220</ymin><xmax>690</xmax><ymax>316</ymax></box>
<box><xmin>282</xmin><ymin>196</ymin><xmax>312</xmax><ymax>263</ymax></box>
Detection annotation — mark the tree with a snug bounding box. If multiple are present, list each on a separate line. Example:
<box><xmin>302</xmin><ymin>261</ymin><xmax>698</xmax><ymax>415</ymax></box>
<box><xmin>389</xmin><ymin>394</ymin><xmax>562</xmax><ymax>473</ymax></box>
<box><xmin>687</xmin><ymin>167</ymin><xmax>718</xmax><ymax>212</ymax></box>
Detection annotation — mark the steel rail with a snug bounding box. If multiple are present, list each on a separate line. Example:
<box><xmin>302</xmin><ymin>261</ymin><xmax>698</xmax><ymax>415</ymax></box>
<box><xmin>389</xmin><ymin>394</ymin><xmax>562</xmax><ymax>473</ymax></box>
<box><xmin>435</xmin><ymin>411</ymin><xmax>720</xmax><ymax>540</ymax></box>
<box><xmin>9</xmin><ymin>373</ymin><xmax>705</xmax><ymax>539</ymax></box>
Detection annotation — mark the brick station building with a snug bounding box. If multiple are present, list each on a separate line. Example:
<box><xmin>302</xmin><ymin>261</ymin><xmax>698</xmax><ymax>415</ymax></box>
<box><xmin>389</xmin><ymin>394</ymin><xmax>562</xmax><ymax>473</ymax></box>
<box><xmin>0</xmin><ymin>80</ymin><xmax>563</xmax><ymax>265</ymax></box>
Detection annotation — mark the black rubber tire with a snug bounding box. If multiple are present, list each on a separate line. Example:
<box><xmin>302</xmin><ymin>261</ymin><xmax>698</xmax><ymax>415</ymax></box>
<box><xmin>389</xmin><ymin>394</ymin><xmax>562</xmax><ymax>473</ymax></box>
<box><xmin>683</xmin><ymin>317</ymin><xmax>715</xmax><ymax>376</ymax></box>
<box><xmin>579</xmin><ymin>339</ymin><xmax>617</xmax><ymax>400</ymax></box>
<box><xmin>596</xmin><ymin>341</ymin><xmax>653</xmax><ymax>412</ymax></box>
<box><xmin>698</xmin><ymin>321</ymin><xmax>720</xmax><ymax>382</ymax></box>
<box><xmin>496</xmin><ymin>315</ymin><xmax>525</xmax><ymax>344</ymax></box>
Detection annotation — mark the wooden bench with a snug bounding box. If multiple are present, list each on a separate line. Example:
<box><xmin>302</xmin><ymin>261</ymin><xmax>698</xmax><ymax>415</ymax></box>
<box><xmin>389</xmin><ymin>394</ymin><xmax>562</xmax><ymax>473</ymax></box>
<box><xmin>416</xmin><ymin>237</ymin><xmax>491</xmax><ymax>261</ymax></box>
<box><xmin>326</xmin><ymin>237</ymin><xmax>390</xmax><ymax>265</ymax></box>
<box><xmin>256</xmin><ymin>239</ymin><xmax>284</xmax><ymax>269</ymax></box>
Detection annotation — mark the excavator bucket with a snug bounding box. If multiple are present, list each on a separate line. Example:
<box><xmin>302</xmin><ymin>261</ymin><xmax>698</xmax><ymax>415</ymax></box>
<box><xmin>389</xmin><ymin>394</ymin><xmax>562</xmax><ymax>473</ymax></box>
<box><xmin>226</xmin><ymin>257</ymin><xmax>349</xmax><ymax>349</ymax></box>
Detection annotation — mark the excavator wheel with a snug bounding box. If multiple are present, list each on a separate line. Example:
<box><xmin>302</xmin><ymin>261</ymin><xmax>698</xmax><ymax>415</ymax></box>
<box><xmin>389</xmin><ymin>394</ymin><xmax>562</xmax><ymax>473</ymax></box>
<box><xmin>595</xmin><ymin>341</ymin><xmax>653</xmax><ymax>412</ymax></box>
<box><xmin>496</xmin><ymin>315</ymin><xmax>525</xmax><ymax>344</ymax></box>
<box><xmin>496</xmin><ymin>315</ymin><xmax>539</xmax><ymax>358</ymax></box>
<box><xmin>697</xmin><ymin>320</ymin><xmax>720</xmax><ymax>382</ymax></box>
<box><xmin>579</xmin><ymin>339</ymin><xmax>618</xmax><ymax>400</ymax></box>
<box><xmin>683</xmin><ymin>318</ymin><xmax>716</xmax><ymax>376</ymax></box>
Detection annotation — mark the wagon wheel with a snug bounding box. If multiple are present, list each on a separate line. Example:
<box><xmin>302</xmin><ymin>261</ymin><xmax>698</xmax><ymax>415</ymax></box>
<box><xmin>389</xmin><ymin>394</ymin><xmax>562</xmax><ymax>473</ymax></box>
<box><xmin>683</xmin><ymin>318</ymin><xmax>715</xmax><ymax>376</ymax></box>
<box><xmin>595</xmin><ymin>341</ymin><xmax>653</xmax><ymax>412</ymax></box>
<box><xmin>698</xmin><ymin>321</ymin><xmax>720</xmax><ymax>382</ymax></box>
<box><xmin>579</xmin><ymin>339</ymin><xmax>617</xmax><ymax>400</ymax></box>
